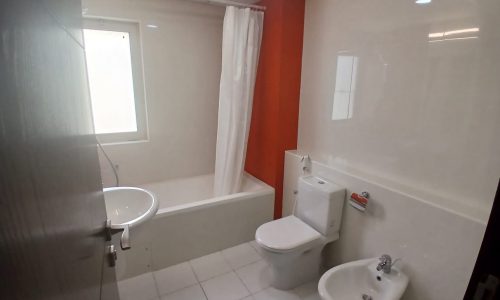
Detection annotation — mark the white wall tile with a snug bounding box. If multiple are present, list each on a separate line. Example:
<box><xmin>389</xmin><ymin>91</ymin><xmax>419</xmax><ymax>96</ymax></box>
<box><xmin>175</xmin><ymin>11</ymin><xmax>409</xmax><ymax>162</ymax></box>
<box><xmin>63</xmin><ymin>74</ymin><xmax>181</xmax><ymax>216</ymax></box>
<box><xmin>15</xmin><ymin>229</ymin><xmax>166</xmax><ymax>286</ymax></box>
<box><xmin>298</xmin><ymin>0</ymin><xmax>500</xmax><ymax>223</ymax></box>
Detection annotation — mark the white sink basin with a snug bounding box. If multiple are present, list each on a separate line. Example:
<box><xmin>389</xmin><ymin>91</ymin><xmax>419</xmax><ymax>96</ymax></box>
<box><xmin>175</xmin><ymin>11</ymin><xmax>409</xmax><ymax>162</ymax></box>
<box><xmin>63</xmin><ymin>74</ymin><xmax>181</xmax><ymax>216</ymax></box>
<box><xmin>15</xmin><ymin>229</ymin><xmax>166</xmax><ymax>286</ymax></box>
<box><xmin>318</xmin><ymin>258</ymin><xmax>409</xmax><ymax>300</ymax></box>
<box><xmin>104</xmin><ymin>187</ymin><xmax>158</xmax><ymax>229</ymax></box>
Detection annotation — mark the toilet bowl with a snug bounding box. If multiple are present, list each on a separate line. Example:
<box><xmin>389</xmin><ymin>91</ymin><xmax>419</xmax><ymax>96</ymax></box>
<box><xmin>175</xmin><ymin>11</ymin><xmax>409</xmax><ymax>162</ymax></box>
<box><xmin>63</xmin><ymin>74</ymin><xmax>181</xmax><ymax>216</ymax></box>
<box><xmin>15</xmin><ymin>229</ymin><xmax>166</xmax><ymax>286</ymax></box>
<box><xmin>256</xmin><ymin>216</ymin><xmax>339</xmax><ymax>289</ymax></box>
<box><xmin>255</xmin><ymin>176</ymin><xmax>345</xmax><ymax>290</ymax></box>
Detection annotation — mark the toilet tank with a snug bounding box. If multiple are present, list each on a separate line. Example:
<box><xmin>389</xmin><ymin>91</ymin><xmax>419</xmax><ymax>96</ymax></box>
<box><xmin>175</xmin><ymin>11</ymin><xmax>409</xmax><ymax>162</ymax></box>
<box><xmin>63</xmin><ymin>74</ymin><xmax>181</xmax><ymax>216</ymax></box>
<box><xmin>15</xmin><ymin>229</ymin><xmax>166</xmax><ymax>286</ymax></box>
<box><xmin>295</xmin><ymin>176</ymin><xmax>346</xmax><ymax>237</ymax></box>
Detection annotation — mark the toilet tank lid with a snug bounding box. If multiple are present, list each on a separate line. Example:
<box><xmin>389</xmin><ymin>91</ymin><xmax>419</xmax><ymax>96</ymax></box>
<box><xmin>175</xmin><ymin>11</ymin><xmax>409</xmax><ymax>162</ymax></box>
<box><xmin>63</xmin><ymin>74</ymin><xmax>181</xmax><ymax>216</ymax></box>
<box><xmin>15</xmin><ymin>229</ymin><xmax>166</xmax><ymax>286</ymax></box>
<box><xmin>255</xmin><ymin>216</ymin><xmax>321</xmax><ymax>253</ymax></box>
<box><xmin>299</xmin><ymin>176</ymin><xmax>343</xmax><ymax>194</ymax></box>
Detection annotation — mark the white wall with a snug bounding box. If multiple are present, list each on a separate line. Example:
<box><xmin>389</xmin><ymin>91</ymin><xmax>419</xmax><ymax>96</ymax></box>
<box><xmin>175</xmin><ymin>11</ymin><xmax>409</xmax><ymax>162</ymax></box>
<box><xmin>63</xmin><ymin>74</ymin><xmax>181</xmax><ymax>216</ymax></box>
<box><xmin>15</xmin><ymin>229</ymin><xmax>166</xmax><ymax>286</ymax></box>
<box><xmin>299</xmin><ymin>0</ymin><xmax>500</xmax><ymax>222</ymax></box>
<box><xmin>295</xmin><ymin>0</ymin><xmax>500</xmax><ymax>298</ymax></box>
<box><xmin>283</xmin><ymin>151</ymin><xmax>485</xmax><ymax>300</ymax></box>
<box><xmin>83</xmin><ymin>0</ymin><xmax>225</xmax><ymax>186</ymax></box>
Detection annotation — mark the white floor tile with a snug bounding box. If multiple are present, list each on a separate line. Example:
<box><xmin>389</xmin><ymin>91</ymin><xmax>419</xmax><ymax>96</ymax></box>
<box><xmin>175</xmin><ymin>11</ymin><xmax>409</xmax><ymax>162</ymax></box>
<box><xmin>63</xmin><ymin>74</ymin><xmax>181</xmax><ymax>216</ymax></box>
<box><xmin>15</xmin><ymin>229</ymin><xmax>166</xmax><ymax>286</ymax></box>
<box><xmin>236</xmin><ymin>260</ymin><xmax>272</xmax><ymax>293</ymax></box>
<box><xmin>190</xmin><ymin>252</ymin><xmax>232</xmax><ymax>281</ymax></box>
<box><xmin>118</xmin><ymin>272</ymin><xmax>159</xmax><ymax>300</ymax></box>
<box><xmin>253</xmin><ymin>287</ymin><xmax>301</xmax><ymax>300</ymax></box>
<box><xmin>293</xmin><ymin>280</ymin><xmax>321</xmax><ymax>300</ymax></box>
<box><xmin>201</xmin><ymin>272</ymin><xmax>250</xmax><ymax>300</ymax></box>
<box><xmin>160</xmin><ymin>284</ymin><xmax>207</xmax><ymax>300</ymax></box>
<box><xmin>241</xmin><ymin>296</ymin><xmax>256</xmax><ymax>300</ymax></box>
<box><xmin>153</xmin><ymin>262</ymin><xmax>198</xmax><ymax>295</ymax></box>
<box><xmin>222</xmin><ymin>243</ymin><xmax>262</xmax><ymax>269</ymax></box>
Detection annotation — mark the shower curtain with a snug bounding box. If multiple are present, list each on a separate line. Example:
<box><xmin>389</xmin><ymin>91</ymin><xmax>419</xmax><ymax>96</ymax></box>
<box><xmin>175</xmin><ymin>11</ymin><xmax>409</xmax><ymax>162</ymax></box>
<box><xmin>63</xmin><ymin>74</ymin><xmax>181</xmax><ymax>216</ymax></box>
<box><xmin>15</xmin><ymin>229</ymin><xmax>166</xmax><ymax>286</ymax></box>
<box><xmin>214</xmin><ymin>6</ymin><xmax>264</xmax><ymax>197</ymax></box>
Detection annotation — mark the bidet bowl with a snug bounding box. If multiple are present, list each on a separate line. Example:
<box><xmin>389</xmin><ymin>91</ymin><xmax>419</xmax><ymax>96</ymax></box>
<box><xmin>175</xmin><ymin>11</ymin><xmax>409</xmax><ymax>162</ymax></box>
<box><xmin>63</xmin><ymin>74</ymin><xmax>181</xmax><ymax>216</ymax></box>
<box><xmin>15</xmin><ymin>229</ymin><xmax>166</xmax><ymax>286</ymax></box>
<box><xmin>103</xmin><ymin>187</ymin><xmax>158</xmax><ymax>229</ymax></box>
<box><xmin>318</xmin><ymin>258</ymin><xmax>409</xmax><ymax>300</ymax></box>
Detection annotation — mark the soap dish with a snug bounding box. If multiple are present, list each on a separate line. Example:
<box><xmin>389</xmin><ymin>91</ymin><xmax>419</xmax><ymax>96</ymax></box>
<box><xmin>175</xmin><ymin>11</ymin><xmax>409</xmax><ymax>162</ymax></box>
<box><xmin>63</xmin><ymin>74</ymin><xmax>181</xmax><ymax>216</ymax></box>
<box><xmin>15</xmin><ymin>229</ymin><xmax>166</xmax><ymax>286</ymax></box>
<box><xmin>349</xmin><ymin>192</ymin><xmax>369</xmax><ymax>212</ymax></box>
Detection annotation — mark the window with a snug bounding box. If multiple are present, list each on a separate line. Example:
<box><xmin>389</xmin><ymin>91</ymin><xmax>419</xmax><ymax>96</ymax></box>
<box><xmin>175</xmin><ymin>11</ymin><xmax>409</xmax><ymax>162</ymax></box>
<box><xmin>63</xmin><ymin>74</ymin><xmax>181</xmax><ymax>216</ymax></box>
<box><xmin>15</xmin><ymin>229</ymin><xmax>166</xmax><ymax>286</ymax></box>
<box><xmin>83</xmin><ymin>19</ymin><xmax>147</xmax><ymax>143</ymax></box>
<box><xmin>332</xmin><ymin>55</ymin><xmax>358</xmax><ymax>121</ymax></box>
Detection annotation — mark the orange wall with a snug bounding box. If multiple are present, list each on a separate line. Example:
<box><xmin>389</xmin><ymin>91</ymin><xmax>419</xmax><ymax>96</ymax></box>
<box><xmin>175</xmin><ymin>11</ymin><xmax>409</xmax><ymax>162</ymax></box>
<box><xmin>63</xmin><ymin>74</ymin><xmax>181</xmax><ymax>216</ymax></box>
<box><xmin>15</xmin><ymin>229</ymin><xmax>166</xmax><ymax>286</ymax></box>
<box><xmin>245</xmin><ymin>0</ymin><xmax>305</xmax><ymax>219</ymax></box>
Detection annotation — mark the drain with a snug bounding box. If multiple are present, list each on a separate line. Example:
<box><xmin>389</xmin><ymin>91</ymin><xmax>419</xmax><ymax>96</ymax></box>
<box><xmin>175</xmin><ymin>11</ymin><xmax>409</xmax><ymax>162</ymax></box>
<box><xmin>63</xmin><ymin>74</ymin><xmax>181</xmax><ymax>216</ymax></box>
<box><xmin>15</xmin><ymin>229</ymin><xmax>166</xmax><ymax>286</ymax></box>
<box><xmin>362</xmin><ymin>294</ymin><xmax>373</xmax><ymax>300</ymax></box>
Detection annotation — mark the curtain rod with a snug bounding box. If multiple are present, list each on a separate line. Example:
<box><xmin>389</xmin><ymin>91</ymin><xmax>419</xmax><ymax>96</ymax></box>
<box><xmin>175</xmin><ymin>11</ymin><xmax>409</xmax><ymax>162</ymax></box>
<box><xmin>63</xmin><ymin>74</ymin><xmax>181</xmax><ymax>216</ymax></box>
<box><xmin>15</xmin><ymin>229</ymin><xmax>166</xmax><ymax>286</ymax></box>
<box><xmin>192</xmin><ymin>0</ymin><xmax>266</xmax><ymax>11</ymax></box>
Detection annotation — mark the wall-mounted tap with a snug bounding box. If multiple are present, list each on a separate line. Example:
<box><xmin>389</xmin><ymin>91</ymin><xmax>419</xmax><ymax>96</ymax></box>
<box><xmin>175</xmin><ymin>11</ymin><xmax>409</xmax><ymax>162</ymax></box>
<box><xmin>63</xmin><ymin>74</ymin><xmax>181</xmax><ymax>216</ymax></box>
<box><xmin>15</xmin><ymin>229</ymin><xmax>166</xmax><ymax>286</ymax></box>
<box><xmin>300</xmin><ymin>155</ymin><xmax>312</xmax><ymax>174</ymax></box>
<box><xmin>376</xmin><ymin>254</ymin><xmax>393</xmax><ymax>274</ymax></box>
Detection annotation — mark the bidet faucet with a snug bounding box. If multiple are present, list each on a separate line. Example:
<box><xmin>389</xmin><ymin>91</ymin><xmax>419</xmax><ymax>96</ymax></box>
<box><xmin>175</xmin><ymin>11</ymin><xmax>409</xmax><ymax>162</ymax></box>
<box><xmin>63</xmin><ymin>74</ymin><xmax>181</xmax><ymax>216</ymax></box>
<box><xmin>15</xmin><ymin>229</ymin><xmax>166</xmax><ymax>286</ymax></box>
<box><xmin>376</xmin><ymin>254</ymin><xmax>393</xmax><ymax>274</ymax></box>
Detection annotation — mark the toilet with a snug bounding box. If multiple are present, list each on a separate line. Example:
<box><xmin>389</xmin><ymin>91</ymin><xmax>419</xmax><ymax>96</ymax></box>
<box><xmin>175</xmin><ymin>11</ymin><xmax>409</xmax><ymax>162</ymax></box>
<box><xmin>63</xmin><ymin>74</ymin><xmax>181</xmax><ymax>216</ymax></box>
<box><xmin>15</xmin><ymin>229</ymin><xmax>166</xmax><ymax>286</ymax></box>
<box><xmin>255</xmin><ymin>176</ymin><xmax>346</xmax><ymax>290</ymax></box>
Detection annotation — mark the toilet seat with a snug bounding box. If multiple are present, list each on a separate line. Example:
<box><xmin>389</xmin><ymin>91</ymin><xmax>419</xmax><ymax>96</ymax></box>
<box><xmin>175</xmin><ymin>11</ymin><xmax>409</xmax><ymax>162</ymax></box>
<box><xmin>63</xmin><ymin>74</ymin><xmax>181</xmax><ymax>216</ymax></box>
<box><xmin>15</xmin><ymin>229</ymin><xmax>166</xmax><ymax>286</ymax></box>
<box><xmin>255</xmin><ymin>216</ymin><xmax>322</xmax><ymax>253</ymax></box>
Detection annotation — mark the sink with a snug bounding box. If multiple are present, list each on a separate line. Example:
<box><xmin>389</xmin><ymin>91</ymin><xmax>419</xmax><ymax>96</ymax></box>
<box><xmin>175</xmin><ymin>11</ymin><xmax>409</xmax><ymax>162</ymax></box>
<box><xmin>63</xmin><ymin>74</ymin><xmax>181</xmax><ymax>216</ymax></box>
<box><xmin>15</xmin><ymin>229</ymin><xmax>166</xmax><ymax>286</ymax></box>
<box><xmin>318</xmin><ymin>258</ymin><xmax>409</xmax><ymax>300</ymax></box>
<box><xmin>103</xmin><ymin>187</ymin><xmax>158</xmax><ymax>229</ymax></box>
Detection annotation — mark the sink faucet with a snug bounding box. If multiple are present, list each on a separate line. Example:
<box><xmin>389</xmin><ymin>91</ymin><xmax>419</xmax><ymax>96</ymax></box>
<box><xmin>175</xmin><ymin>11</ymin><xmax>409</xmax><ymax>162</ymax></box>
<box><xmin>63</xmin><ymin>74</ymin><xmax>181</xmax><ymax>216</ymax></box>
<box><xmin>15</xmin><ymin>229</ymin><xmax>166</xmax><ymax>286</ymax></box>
<box><xmin>376</xmin><ymin>254</ymin><xmax>393</xmax><ymax>274</ymax></box>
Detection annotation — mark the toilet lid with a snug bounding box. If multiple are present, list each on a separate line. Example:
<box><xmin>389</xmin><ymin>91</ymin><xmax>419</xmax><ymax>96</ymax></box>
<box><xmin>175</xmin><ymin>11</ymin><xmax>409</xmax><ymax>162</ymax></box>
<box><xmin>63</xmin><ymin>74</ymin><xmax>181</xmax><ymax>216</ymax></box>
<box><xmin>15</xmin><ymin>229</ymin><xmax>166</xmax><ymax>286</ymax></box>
<box><xmin>255</xmin><ymin>216</ymin><xmax>322</xmax><ymax>253</ymax></box>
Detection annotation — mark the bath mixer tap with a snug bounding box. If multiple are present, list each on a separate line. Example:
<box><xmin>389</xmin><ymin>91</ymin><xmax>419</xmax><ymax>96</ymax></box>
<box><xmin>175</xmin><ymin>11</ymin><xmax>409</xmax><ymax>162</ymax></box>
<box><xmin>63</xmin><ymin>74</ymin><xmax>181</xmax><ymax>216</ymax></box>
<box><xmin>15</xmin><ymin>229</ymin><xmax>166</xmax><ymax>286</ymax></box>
<box><xmin>376</xmin><ymin>254</ymin><xmax>393</xmax><ymax>274</ymax></box>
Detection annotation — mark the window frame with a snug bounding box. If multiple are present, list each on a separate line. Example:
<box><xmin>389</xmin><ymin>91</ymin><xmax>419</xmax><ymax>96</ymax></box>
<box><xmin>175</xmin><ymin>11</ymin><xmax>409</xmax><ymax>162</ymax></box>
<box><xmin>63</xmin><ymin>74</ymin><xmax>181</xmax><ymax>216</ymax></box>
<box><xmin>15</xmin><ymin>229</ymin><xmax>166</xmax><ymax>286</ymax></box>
<box><xmin>83</xmin><ymin>18</ymin><xmax>148</xmax><ymax>144</ymax></box>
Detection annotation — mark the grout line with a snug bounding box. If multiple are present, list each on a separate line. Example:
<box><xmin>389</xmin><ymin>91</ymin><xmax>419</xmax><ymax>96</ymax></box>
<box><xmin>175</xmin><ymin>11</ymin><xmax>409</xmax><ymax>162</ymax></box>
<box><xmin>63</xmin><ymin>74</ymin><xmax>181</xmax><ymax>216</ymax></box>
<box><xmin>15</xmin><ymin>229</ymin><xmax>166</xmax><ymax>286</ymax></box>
<box><xmin>248</xmin><ymin>241</ymin><xmax>259</xmax><ymax>251</ymax></box>
<box><xmin>199</xmin><ymin>283</ymin><xmax>208</xmax><ymax>300</ymax></box>
<box><xmin>150</xmin><ymin>271</ymin><xmax>162</xmax><ymax>299</ymax></box>
<box><xmin>152</xmin><ymin>262</ymin><xmax>204</xmax><ymax>298</ymax></box>
<box><xmin>161</xmin><ymin>283</ymin><xmax>202</xmax><ymax>299</ymax></box>
<box><xmin>149</xmin><ymin>242</ymin><xmax>319</xmax><ymax>300</ymax></box>
<box><xmin>192</xmin><ymin>251</ymin><xmax>234</xmax><ymax>283</ymax></box>
<box><xmin>220</xmin><ymin>247</ymin><xmax>238</xmax><ymax>271</ymax></box>
<box><xmin>248</xmin><ymin>241</ymin><xmax>263</xmax><ymax>258</ymax></box>
<box><xmin>221</xmin><ymin>243</ymin><xmax>263</xmax><ymax>272</ymax></box>
<box><xmin>188</xmin><ymin>262</ymin><xmax>210</xmax><ymax>300</ymax></box>
<box><xmin>188</xmin><ymin>260</ymin><xmax>202</xmax><ymax>283</ymax></box>
<box><xmin>199</xmin><ymin>283</ymin><xmax>210</xmax><ymax>300</ymax></box>
<box><xmin>153</xmin><ymin>243</ymin><xmax>266</xmax><ymax>300</ymax></box>
<box><xmin>139</xmin><ymin>241</ymin><xmax>320</xmax><ymax>300</ymax></box>
<box><xmin>233</xmin><ymin>267</ymin><xmax>253</xmax><ymax>296</ymax></box>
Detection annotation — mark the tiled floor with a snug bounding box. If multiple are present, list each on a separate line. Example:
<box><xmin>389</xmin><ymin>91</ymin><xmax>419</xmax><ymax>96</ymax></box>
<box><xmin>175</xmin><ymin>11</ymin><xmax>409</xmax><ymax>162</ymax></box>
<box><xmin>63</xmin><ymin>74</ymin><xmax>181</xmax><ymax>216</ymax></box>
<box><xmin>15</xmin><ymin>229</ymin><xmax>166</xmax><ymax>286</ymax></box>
<box><xmin>118</xmin><ymin>241</ymin><xmax>321</xmax><ymax>300</ymax></box>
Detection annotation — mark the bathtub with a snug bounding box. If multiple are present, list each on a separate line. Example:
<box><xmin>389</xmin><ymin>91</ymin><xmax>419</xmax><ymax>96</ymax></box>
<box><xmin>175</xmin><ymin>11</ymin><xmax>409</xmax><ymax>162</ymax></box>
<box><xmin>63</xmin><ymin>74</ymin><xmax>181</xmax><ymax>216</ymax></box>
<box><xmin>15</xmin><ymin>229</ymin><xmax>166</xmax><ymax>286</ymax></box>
<box><xmin>114</xmin><ymin>173</ymin><xmax>274</xmax><ymax>280</ymax></box>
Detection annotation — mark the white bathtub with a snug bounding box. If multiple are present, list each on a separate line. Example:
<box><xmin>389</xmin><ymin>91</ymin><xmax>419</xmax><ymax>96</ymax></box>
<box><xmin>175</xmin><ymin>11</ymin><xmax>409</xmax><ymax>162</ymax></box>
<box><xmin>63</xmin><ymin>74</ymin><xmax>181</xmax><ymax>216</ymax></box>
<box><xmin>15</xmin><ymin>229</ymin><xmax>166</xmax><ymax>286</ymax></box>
<box><xmin>144</xmin><ymin>173</ymin><xmax>269</xmax><ymax>214</ymax></box>
<box><xmin>114</xmin><ymin>173</ymin><xmax>274</xmax><ymax>280</ymax></box>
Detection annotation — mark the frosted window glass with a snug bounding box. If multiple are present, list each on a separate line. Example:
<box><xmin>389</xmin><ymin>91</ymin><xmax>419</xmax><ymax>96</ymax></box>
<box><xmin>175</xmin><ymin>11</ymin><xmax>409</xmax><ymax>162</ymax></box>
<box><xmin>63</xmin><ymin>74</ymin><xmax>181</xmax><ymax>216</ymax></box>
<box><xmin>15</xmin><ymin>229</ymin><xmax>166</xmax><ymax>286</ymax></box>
<box><xmin>84</xmin><ymin>29</ymin><xmax>138</xmax><ymax>134</ymax></box>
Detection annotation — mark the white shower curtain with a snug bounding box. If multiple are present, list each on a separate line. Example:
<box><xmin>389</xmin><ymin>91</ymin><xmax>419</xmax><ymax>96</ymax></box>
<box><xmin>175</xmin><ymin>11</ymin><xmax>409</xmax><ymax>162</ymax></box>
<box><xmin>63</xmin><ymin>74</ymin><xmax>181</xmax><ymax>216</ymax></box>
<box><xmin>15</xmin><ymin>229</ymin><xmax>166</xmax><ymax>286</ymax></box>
<box><xmin>214</xmin><ymin>6</ymin><xmax>264</xmax><ymax>197</ymax></box>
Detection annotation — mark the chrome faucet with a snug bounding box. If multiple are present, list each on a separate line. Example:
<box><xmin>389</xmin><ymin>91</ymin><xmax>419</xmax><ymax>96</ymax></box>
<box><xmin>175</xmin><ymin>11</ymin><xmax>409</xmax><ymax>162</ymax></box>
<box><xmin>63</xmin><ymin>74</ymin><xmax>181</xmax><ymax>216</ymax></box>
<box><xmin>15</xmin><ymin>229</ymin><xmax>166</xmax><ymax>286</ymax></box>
<box><xmin>376</xmin><ymin>254</ymin><xmax>393</xmax><ymax>274</ymax></box>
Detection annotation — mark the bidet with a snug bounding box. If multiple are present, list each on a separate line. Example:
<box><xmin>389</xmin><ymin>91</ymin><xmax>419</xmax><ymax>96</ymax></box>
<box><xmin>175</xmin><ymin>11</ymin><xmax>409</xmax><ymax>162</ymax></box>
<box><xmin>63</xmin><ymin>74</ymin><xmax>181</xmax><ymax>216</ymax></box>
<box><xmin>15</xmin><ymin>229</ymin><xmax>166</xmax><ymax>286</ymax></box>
<box><xmin>318</xmin><ymin>258</ymin><xmax>409</xmax><ymax>300</ymax></box>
